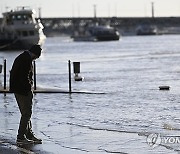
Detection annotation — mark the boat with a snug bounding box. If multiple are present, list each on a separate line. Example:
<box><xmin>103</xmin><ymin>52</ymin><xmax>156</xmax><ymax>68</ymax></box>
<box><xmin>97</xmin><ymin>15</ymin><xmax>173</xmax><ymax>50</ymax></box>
<box><xmin>136</xmin><ymin>24</ymin><xmax>157</xmax><ymax>35</ymax></box>
<box><xmin>72</xmin><ymin>25</ymin><xmax>120</xmax><ymax>41</ymax></box>
<box><xmin>0</xmin><ymin>6</ymin><xmax>46</xmax><ymax>50</ymax></box>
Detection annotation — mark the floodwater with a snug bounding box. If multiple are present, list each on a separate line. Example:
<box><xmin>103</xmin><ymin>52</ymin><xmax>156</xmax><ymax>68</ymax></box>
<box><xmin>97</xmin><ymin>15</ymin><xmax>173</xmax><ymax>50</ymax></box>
<box><xmin>0</xmin><ymin>35</ymin><xmax>180</xmax><ymax>153</ymax></box>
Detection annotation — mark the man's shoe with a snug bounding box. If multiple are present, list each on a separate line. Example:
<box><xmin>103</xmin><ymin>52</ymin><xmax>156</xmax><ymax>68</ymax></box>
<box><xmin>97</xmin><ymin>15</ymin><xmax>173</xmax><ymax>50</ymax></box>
<box><xmin>16</xmin><ymin>136</ymin><xmax>34</xmax><ymax>144</ymax></box>
<box><xmin>26</xmin><ymin>135</ymin><xmax>42</xmax><ymax>144</ymax></box>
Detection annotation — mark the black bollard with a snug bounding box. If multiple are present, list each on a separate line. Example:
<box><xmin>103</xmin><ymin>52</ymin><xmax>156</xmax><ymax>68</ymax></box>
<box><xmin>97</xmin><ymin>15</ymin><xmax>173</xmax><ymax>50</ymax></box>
<box><xmin>4</xmin><ymin>59</ymin><xmax>6</xmax><ymax>90</ymax></box>
<box><xmin>68</xmin><ymin>60</ymin><xmax>72</xmax><ymax>93</ymax></box>
<box><xmin>0</xmin><ymin>64</ymin><xmax>2</xmax><ymax>73</ymax></box>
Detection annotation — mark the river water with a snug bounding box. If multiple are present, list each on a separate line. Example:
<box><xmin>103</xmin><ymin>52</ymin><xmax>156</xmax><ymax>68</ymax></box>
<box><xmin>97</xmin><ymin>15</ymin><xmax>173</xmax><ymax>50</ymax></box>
<box><xmin>0</xmin><ymin>35</ymin><xmax>180</xmax><ymax>153</ymax></box>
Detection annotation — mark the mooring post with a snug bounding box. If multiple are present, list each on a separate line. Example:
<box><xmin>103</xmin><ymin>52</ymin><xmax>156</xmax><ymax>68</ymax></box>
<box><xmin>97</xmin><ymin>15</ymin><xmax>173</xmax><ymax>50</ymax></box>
<box><xmin>68</xmin><ymin>60</ymin><xmax>72</xmax><ymax>93</ymax></box>
<box><xmin>4</xmin><ymin>59</ymin><xmax>6</xmax><ymax>90</ymax></box>
<box><xmin>33</xmin><ymin>61</ymin><xmax>37</xmax><ymax>90</ymax></box>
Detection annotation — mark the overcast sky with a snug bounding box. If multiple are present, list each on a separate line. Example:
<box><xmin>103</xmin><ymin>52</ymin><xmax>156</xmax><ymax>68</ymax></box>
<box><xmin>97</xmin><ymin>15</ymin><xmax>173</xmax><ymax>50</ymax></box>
<box><xmin>0</xmin><ymin>0</ymin><xmax>180</xmax><ymax>18</ymax></box>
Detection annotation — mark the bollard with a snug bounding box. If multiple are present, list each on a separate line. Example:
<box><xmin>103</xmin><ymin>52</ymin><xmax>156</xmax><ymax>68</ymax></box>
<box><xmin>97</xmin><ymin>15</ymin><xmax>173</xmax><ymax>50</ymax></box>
<box><xmin>0</xmin><ymin>64</ymin><xmax>2</xmax><ymax>73</ymax></box>
<box><xmin>68</xmin><ymin>60</ymin><xmax>72</xmax><ymax>93</ymax></box>
<box><xmin>73</xmin><ymin>62</ymin><xmax>83</xmax><ymax>81</ymax></box>
<box><xmin>33</xmin><ymin>61</ymin><xmax>37</xmax><ymax>90</ymax></box>
<box><xmin>4</xmin><ymin>59</ymin><xmax>6</xmax><ymax>90</ymax></box>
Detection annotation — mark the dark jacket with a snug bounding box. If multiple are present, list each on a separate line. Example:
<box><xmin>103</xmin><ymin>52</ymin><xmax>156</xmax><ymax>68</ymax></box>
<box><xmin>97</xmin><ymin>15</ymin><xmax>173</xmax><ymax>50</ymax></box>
<box><xmin>10</xmin><ymin>51</ymin><xmax>33</xmax><ymax>95</ymax></box>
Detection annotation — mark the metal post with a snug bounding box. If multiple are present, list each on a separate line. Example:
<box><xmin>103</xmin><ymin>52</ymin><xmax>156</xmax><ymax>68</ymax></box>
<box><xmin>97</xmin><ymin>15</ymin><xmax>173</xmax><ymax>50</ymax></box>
<box><xmin>68</xmin><ymin>60</ymin><xmax>72</xmax><ymax>93</ymax></box>
<box><xmin>151</xmin><ymin>2</ymin><xmax>154</xmax><ymax>18</ymax></box>
<box><xmin>93</xmin><ymin>4</ymin><xmax>97</xmax><ymax>18</ymax></box>
<box><xmin>4</xmin><ymin>59</ymin><xmax>6</xmax><ymax>90</ymax></box>
<box><xmin>33</xmin><ymin>61</ymin><xmax>37</xmax><ymax>90</ymax></box>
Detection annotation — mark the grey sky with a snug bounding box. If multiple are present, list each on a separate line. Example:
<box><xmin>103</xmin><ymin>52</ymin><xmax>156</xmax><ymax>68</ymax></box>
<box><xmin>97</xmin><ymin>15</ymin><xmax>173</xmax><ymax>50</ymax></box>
<box><xmin>0</xmin><ymin>0</ymin><xmax>180</xmax><ymax>17</ymax></box>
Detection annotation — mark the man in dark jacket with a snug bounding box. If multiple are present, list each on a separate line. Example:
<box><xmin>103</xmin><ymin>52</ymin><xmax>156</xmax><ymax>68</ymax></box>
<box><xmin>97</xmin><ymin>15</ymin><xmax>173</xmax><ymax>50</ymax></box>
<box><xmin>10</xmin><ymin>44</ymin><xmax>42</xmax><ymax>144</ymax></box>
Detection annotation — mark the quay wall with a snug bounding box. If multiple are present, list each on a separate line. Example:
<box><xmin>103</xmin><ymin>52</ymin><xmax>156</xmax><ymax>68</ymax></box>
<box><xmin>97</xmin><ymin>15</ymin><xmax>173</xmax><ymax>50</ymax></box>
<box><xmin>1</xmin><ymin>17</ymin><xmax>180</xmax><ymax>36</ymax></box>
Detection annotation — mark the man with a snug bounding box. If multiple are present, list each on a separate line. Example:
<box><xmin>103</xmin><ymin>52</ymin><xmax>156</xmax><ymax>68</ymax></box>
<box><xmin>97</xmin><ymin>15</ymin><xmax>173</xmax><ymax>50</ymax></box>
<box><xmin>10</xmin><ymin>45</ymin><xmax>42</xmax><ymax>144</ymax></box>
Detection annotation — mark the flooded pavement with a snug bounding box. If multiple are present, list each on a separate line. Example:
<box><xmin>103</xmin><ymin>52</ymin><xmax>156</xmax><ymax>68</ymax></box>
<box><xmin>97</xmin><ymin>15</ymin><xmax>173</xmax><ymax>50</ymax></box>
<box><xmin>1</xmin><ymin>35</ymin><xmax>180</xmax><ymax>153</ymax></box>
<box><xmin>0</xmin><ymin>93</ymin><xmax>179</xmax><ymax>154</ymax></box>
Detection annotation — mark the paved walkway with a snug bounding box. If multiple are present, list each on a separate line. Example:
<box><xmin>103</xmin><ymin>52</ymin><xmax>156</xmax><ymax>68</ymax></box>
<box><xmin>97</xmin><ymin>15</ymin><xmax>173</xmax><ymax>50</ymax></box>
<box><xmin>0</xmin><ymin>92</ymin><xmax>179</xmax><ymax>154</ymax></box>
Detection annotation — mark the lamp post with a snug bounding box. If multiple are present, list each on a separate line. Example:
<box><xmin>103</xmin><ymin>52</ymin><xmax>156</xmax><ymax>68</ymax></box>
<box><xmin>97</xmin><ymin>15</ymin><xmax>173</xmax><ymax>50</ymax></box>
<box><xmin>151</xmin><ymin>2</ymin><xmax>154</xmax><ymax>18</ymax></box>
<box><xmin>93</xmin><ymin>4</ymin><xmax>97</xmax><ymax>18</ymax></box>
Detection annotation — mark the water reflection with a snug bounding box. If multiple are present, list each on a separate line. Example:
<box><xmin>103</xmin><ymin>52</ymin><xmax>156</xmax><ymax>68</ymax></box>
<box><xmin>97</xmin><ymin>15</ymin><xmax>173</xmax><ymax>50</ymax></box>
<box><xmin>32</xmin><ymin>95</ymin><xmax>38</xmax><ymax>135</ymax></box>
<box><xmin>2</xmin><ymin>95</ymin><xmax>9</xmax><ymax>132</ymax></box>
<box><xmin>67</xmin><ymin>95</ymin><xmax>74</xmax><ymax>146</ymax></box>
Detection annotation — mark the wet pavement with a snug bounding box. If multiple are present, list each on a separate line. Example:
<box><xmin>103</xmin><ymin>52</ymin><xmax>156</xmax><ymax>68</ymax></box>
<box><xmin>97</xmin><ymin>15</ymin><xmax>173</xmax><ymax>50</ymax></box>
<box><xmin>0</xmin><ymin>127</ymin><xmax>168</xmax><ymax>154</ymax></box>
<box><xmin>0</xmin><ymin>92</ymin><xmax>179</xmax><ymax>154</ymax></box>
<box><xmin>0</xmin><ymin>89</ymin><xmax>179</xmax><ymax>154</ymax></box>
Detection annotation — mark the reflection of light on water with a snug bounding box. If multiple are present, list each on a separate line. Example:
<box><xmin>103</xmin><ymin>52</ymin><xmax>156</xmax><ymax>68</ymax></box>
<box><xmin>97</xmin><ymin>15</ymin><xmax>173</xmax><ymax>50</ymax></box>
<box><xmin>34</xmin><ymin>34</ymin><xmax>180</xmax><ymax>136</ymax></box>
